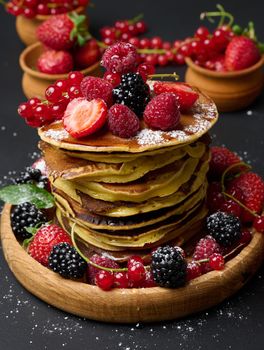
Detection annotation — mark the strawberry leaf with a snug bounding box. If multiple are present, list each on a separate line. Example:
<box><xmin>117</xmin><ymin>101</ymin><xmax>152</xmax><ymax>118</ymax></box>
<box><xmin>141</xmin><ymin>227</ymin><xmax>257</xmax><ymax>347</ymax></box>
<box><xmin>77</xmin><ymin>33</ymin><xmax>86</xmax><ymax>47</ymax></box>
<box><xmin>0</xmin><ymin>184</ymin><xmax>54</xmax><ymax>209</ymax></box>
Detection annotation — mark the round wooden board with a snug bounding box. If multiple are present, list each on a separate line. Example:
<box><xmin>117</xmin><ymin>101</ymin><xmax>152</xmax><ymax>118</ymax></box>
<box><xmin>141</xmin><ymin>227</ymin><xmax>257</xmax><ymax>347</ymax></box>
<box><xmin>1</xmin><ymin>204</ymin><xmax>264</xmax><ymax>323</ymax></box>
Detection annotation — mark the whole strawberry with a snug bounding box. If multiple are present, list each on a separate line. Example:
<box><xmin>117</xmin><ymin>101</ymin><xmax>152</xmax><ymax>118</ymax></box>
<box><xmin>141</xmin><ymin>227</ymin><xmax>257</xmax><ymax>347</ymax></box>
<box><xmin>28</xmin><ymin>224</ymin><xmax>72</xmax><ymax>266</ymax></box>
<box><xmin>37</xmin><ymin>13</ymin><xmax>89</xmax><ymax>51</ymax></box>
<box><xmin>209</xmin><ymin>146</ymin><xmax>241</xmax><ymax>179</ymax></box>
<box><xmin>225</xmin><ymin>36</ymin><xmax>261</xmax><ymax>71</ymax></box>
<box><xmin>227</xmin><ymin>172</ymin><xmax>264</xmax><ymax>222</ymax></box>
<box><xmin>74</xmin><ymin>39</ymin><xmax>100</xmax><ymax>69</ymax></box>
<box><xmin>37</xmin><ymin>50</ymin><xmax>74</xmax><ymax>74</ymax></box>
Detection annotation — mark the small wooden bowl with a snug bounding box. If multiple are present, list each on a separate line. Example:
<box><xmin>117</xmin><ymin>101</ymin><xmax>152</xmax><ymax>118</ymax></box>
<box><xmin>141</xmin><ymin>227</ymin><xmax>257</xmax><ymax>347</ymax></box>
<box><xmin>1</xmin><ymin>204</ymin><xmax>264</xmax><ymax>323</ymax></box>
<box><xmin>185</xmin><ymin>57</ymin><xmax>264</xmax><ymax>112</ymax></box>
<box><xmin>15</xmin><ymin>6</ymin><xmax>87</xmax><ymax>46</ymax></box>
<box><xmin>19</xmin><ymin>42</ymin><xmax>102</xmax><ymax>99</ymax></box>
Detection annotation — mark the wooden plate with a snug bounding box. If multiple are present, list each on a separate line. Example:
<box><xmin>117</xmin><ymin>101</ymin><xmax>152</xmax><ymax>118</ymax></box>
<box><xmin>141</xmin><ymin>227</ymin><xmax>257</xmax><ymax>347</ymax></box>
<box><xmin>1</xmin><ymin>204</ymin><xmax>264</xmax><ymax>323</ymax></box>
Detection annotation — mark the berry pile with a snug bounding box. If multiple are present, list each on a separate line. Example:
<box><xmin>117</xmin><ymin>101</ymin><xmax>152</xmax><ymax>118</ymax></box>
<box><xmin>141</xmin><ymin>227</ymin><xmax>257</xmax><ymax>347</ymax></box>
<box><xmin>5</xmin><ymin>0</ymin><xmax>89</xmax><ymax>18</ymax></box>
<box><xmin>18</xmin><ymin>41</ymin><xmax>199</xmax><ymax>137</ymax></box>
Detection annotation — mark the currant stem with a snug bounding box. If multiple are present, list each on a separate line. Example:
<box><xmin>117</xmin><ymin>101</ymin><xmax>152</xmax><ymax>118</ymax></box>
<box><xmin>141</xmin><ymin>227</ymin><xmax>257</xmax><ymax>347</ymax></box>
<box><xmin>148</xmin><ymin>72</ymin><xmax>179</xmax><ymax>80</ymax></box>
<box><xmin>128</xmin><ymin>13</ymin><xmax>144</xmax><ymax>25</ymax></box>
<box><xmin>200</xmin><ymin>7</ymin><xmax>234</xmax><ymax>27</ymax></box>
<box><xmin>223</xmin><ymin>192</ymin><xmax>258</xmax><ymax>218</ymax></box>
<box><xmin>220</xmin><ymin>161</ymin><xmax>251</xmax><ymax>194</ymax></box>
<box><xmin>70</xmin><ymin>224</ymin><xmax>127</xmax><ymax>273</ymax></box>
<box><xmin>138</xmin><ymin>48</ymin><xmax>166</xmax><ymax>54</ymax></box>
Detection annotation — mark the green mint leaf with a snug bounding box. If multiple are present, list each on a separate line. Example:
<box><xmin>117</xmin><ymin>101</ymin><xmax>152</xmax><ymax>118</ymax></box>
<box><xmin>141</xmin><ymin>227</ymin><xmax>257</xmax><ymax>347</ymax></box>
<box><xmin>0</xmin><ymin>184</ymin><xmax>54</xmax><ymax>209</ymax></box>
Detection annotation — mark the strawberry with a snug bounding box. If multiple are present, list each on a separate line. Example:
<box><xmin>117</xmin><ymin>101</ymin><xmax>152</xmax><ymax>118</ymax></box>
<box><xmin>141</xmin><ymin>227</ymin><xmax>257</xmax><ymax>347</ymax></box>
<box><xmin>63</xmin><ymin>97</ymin><xmax>108</xmax><ymax>138</ymax></box>
<box><xmin>37</xmin><ymin>50</ymin><xmax>74</xmax><ymax>74</ymax></box>
<box><xmin>227</xmin><ymin>172</ymin><xmax>264</xmax><ymax>222</ymax></box>
<box><xmin>73</xmin><ymin>39</ymin><xmax>100</xmax><ymax>69</ymax></box>
<box><xmin>36</xmin><ymin>13</ymin><xmax>90</xmax><ymax>51</ymax></box>
<box><xmin>209</xmin><ymin>146</ymin><xmax>241</xmax><ymax>179</ymax></box>
<box><xmin>153</xmin><ymin>82</ymin><xmax>199</xmax><ymax>111</ymax></box>
<box><xmin>28</xmin><ymin>224</ymin><xmax>72</xmax><ymax>267</ymax></box>
<box><xmin>225</xmin><ymin>36</ymin><xmax>261</xmax><ymax>71</ymax></box>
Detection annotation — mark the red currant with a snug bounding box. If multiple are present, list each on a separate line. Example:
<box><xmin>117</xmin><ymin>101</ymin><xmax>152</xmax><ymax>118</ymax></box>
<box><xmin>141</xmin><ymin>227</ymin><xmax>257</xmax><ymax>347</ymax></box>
<box><xmin>178</xmin><ymin>43</ymin><xmax>192</xmax><ymax>57</ymax></box>
<box><xmin>128</xmin><ymin>262</ymin><xmax>146</xmax><ymax>283</ymax></box>
<box><xmin>33</xmin><ymin>104</ymin><xmax>53</xmax><ymax>122</ymax></box>
<box><xmin>51</xmin><ymin>102</ymin><xmax>66</xmax><ymax>120</ymax></box>
<box><xmin>151</xmin><ymin>36</ymin><xmax>163</xmax><ymax>49</ymax></box>
<box><xmin>253</xmin><ymin>216</ymin><xmax>264</xmax><ymax>233</ymax></box>
<box><xmin>195</xmin><ymin>26</ymin><xmax>210</xmax><ymax>40</ymax></box>
<box><xmin>212</xmin><ymin>29</ymin><xmax>229</xmax><ymax>52</ymax></box>
<box><xmin>118</xmin><ymin>20</ymin><xmax>129</xmax><ymax>33</ymax></box>
<box><xmin>141</xmin><ymin>270</ymin><xmax>156</xmax><ymax>288</ymax></box>
<box><xmin>25</xmin><ymin>117</ymin><xmax>43</xmax><ymax>128</ymax></box>
<box><xmin>100</xmin><ymin>26</ymin><xmax>116</xmax><ymax>39</ymax></box>
<box><xmin>173</xmin><ymin>40</ymin><xmax>182</xmax><ymax>49</ymax></box>
<box><xmin>145</xmin><ymin>54</ymin><xmax>158</xmax><ymax>66</ymax></box>
<box><xmin>68</xmin><ymin>71</ymin><xmax>84</xmax><ymax>86</ymax></box>
<box><xmin>157</xmin><ymin>54</ymin><xmax>168</xmax><ymax>66</ymax></box>
<box><xmin>67</xmin><ymin>85</ymin><xmax>82</xmax><ymax>99</ymax></box>
<box><xmin>174</xmin><ymin>53</ymin><xmax>185</xmax><ymax>65</ymax></box>
<box><xmin>127</xmin><ymin>256</ymin><xmax>144</xmax><ymax>268</ymax></box>
<box><xmin>140</xmin><ymin>38</ymin><xmax>151</xmax><ymax>49</ymax></box>
<box><xmin>114</xmin><ymin>272</ymin><xmax>129</xmax><ymax>288</ymax></box>
<box><xmin>165</xmin><ymin>50</ymin><xmax>174</xmax><ymax>61</ymax></box>
<box><xmin>162</xmin><ymin>41</ymin><xmax>171</xmax><ymax>50</ymax></box>
<box><xmin>78</xmin><ymin>0</ymin><xmax>89</xmax><ymax>5</ymax></box>
<box><xmin>186</xmin><ymin>262</ymin><xmax>202</xmax><ymax>281</ymax></box>
<box><xmin>24</xmin><ymin>0</ymin><xmax>37</xmax><ymax>8</ymax></box>
<box><xmin>209</xmin><ymin>253</ymin><xmax>225</xmax><ymax>270</ymax></box>
<box><xmin>135</xmin><ymin>20</ymin><xmax>147</xmax><ymax>34</ymax></box>
<box><xmin>95</xmin><ymin>270</ymin><xmax>114</xmax><ymax>291</ymax></box>
<box><xmin>23</xmin><ymin>7</ymin><xmax>36</xmax><ymax>18</ymax></box>
<box><xmin>120</xmin><ymin>32</ymin><xmax>131</xmax><ymax>41</ymax></box>
<box><xmin>45</xmin><ymin>85</ymin><xmax>62</xmax><ymax>103</ymax></box>
<box><xmin>137</xmin><ymin>63</ymin><xmax>155</xmax><ymax>81</ymax></box>
<box><xmin>239</xmin><ymin>230</ymin><xmax>252</xmax><ymax>245</ymax></box>
<box><xmin>103</xmin><ymin>71</ymin><xmax>121</xmax><ymax>87</ymax></box>
<box><xmin>54</xmin><ymin>79</ymin><xmax>69</xmax><ymax>93</ymax></box>
<box><xmin>18</xmin><ymin>102</ymin><xmax>32</xmax><ymax>118</ymax></box>
<box><xmin>103</xmin><ymin>37</ymin><xmax>115</xmax><ymax>46</ymax></box>
<box><xmin>36</xmin><ymin>3</ymin><xmax>49</xmax><ymax>15</ymax></box>
<box><xmin>128</xmin><ymin>37</ymin><xmax>140</xmax><ymax>48</ymax></box>
<box><xmin>128</xmin><ymin>24</ymin><xmax>136</xmax><ymax>36</ymax></box>
<box><xmin>28</xmin><ymin>97</ymin><xmax>41</xmax><ymax>108</ymax></box>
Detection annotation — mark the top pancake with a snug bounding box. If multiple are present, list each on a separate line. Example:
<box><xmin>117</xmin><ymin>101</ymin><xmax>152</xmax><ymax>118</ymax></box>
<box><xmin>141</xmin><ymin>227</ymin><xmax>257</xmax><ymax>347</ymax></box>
<box><xmin>38</xmin><ymin>89</ymin><xmax>218</xmax><ymax>153</ymax></box>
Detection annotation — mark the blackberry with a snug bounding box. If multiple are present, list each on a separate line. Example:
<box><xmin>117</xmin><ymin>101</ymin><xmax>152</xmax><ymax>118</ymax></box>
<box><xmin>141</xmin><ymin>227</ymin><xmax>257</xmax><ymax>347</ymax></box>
<box><xmin>48</xmin><ymin>242</ymin><xmax>87</xmax><ymax>279</ymax></box>
<box><xmin>11</xmin><ymin>202</ymin><xmax>47</xmax><ymax>240</ymax></box>
<box><xmin>206</xmin><ymin>211</ymin><xmax>242</xmax><ymax>247</ymax></box>
<box><xmin>14</xmin><ymin>167</ymin><xmax>48</xmax><ymax>189</ymax></box>
<box><xmin>151</xmin><ymin>246</ymin><xmax>187</xmax><ymax>288</ymax></box>
<box><xmin>113</xmin><ymin>73</ymin><xmax>150</xmax><ymax>116</ymax></box>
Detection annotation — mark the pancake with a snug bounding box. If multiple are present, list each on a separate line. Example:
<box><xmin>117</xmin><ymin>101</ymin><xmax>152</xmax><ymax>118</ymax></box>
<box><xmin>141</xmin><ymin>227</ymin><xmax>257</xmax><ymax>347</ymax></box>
<box><xmin>38</xmin><ymin>89</ymin><xmax>218</xmax><ymax>153</ymax></box>
<box><xmin>40</xmin><ymin>139</ymin><xmax>206</xmax><ymax>183</ymax></box>
<box><xmin>53</xmin><ymin>184</ymin><xmax>206</xmax><ymax>231</ymax></box>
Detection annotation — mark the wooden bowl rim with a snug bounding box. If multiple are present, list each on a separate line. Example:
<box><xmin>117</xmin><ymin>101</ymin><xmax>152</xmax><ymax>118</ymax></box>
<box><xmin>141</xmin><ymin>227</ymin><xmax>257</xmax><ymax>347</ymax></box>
<box><xmin>17</xmin><ymin>6</ymin><xmax>86</xmax><ymax>21</ymax></box>
<box><xmin>185</xmin><ymin>56</ymin><xmax>264</xmax><ymax>78</ymax></box>
<box><xmin>1</xmin><ymin>203</ymin><xmax>264</xmax><ymax>323</ymax></box>
<box><xmin>19</xmin><ymin>42</ymin><xmax>101</xmax><ymax>81</ymax></box>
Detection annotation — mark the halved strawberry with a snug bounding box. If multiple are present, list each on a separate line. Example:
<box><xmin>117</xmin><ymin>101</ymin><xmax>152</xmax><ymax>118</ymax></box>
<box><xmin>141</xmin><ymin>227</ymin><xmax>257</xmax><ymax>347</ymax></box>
<box><xmin>63</xmin><ymin>97</ymin><xmax>107</xmax><ymax>138</ymax></box>
<box><xmin>153</xmin><ymin>82</ymin><xmax>199</xmax><ymax>111</ymax></box>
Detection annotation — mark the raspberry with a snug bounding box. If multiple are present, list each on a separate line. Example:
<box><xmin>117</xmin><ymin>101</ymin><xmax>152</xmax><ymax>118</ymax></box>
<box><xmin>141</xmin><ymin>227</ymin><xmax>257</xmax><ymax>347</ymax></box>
<box><xmin>80</xmin><ymin>77</ymin><xmax>113</xmax><ymax>106</ymax></box>
<box><xmin>186</xmin><ymin>261</ymin><xmax>202</xmax><ymax>281</ymax></box>
<box><xmin>101</xmin><ymin>42</ymin><xmax>139</xmax><ymax>74</ymax></box>
<box><xmin>49</xmin><ymin>243</ymin><xmax>87</xmax><ymax>279</ymax></box>
<box><xmin>87</xmin><ymin>254</ymin><xmax>119</xmax><ymax>285</ymax></box>
<box><xmin>107</xmin><ymin>104</ymin><xmax>140</xmax><ymax>138</ymax></box>
<box><xmin>151</xmin><ymin>246</ymin><xmax>187</xmax><ymax>288</ymax></box>
<box><xmin>193</xmin><ymin>235</ymin><xmax>221</xmax><ymax>273</ymax></box>
<box><xmin>28</xmin><ymin>224</ymin><xmax>72</xmax><ymax>267</ymax></box>
<box><xmin>206</xmin><ymin>212</ymin><xmax>242</xmax><ymax>247</ymax></box>
<box><xmin>141</xmin><ymin>270</ymin><xmax>156</xmax><ymax>288</ymax></box>
<box><xmin>209</xmin><ymin>146</ymin><xmax>241</xmax><ymax>179</ymax></box>
<box><xmin>143</xmin><ymin>93</ymin><xmax>181</xmax><ymax>131</ymax></box>
<box><xmin>114</xmin><ymin>272</ymin><xmax>130</xmax><ymax>288</ymax></box>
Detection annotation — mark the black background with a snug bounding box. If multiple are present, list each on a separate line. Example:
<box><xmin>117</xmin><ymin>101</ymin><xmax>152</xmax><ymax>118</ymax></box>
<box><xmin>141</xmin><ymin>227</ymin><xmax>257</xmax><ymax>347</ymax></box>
<box><xmin>1</xmin><ymin>0</ymin><xmax>264</xmax><ymax>349</ymax></box>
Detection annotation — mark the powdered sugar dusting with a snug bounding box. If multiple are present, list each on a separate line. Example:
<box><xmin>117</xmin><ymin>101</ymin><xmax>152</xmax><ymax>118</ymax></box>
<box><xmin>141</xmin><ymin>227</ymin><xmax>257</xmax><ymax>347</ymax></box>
<box><xmin>166</xmin><ymin>130</ymin><xmax>187</xmax><ymax>141</ymax></box>
<box><xmin>184</xmin><ymin>119</ymin><xmax>211</xmax><ymax>134</ymax></box>
<box><xmin>135</xmin><ymin>129</ymin><xmax>165</xmax><ymax>145</ymax></box>
<box><xmin>44</xmin><ymin>129</ymin><xmax>70</xmax><ymax>141</ymax></box>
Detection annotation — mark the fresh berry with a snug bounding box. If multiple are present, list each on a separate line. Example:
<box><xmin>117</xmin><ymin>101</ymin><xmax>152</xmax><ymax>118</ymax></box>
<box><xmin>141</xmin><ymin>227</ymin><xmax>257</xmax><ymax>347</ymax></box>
<box><xmin>87</xmin><ymin>254</ymin><xmax>119</xmax><ymax>285</ymax></box>
<box><xmin>193</xmin><ymin>235</ymin><xmax>221</xmax><ymax>273</ymax></box>
<box><xmin>11</xmin><ymin>203</ymin><xmax>47</xmax><ymax>240</ymax></box>
<box><xmin>68</xmin><ymin>71</ymin><xmax>84</xmax><ymax>86</ymax></box>
<box><xmin>186</xmin><ymin>261</ymin><xmax>202</xmax><ymax>281</ymax></box>
<box><xmin>103</xmin><ymin>71</ymin><xmax>121</xmax><ymax>87</ymax></box>
<box><xmin>151</xmin><ymin>246</ymin><xmax>187</xmax><ymax>288</ymax></box>
<box><xmin>37</xmin><ymin>50</ymin><xmax>74</xmax><ymax>74</ymax></box>
<box><xmin>63</xmin><ymin>98</ymin><xmax>108</xmax><ymax>138</ymax></box>
<box><xmin>74</xmin><ymin>39</ymin><xmax>100</xmax><ymax>69</ymax></box>
<box><xmin>113</xmin><ymin>72</ymin><xmax>150</xmax><ymax>116</ymax></box>
<box><xmin>207</xmin><ymin>182</ymin><xmax>225</xmax><ymax>212</ymax></box>
<box><xmin>253</xmin><ymin>216</ymin><xmax>264</xmax><ymax>233</ymax></box>
<box><xmin>209</xmin><ymin>253</ymin><xmax>225</xmax><ymax>270</ymax></box>
<box><xmin>101</xmin><ymin>42</ymin><xmax>139</xmax><ymax>74</ymax></box>
<box><xmin>67</xmin><ymin>85</ymin><xmax>83</xmax><ymax>99</ymax></box>
<box><xmin>195</xmin><ymin>26</ymin><xmax>210</xmax><ymax>39</ymax></box>
<box><xmin>141</xmin><ymin>270</ymin><xmax>156</xmax><ymax>288</ymax></box>
<box><xmin>136</xmin><ymin>63</ymin><xmax>155</xmax><ymax>81</ymax></box>
<box><xmin>107</xmin><ymin>104</ymin><xmax>140</xmax><ymax>138</ymax></box>
<box><xmin>114</xmin><ymin>271</ymin><xmax>130</xmax><ymax>288</ymax></box>
<box><xmin>49</xmin><ymin>242</ymin><xmax>86</xmax><ymax>278</ymax></box>
<box><xmin>227</xmin><ymin>172</ymin><xmax>264</xmax><ymax>222</ymax></box>
<box><xmin>14</xmin><ymin>166</ymin><xmax>48</xmax><ymax>189</ymax></box>
<box><xmin>143</xmin><ymin>92</ymin><xmax>180</xmax><ymax>131</ymax></box>
<box><xmin>239</xmin><ymin>229</ymin><xmax>252</xmax><ymax>245</ymax></box>
<box><xmin>220</xmin><ymin>199</ymin><xmax>242</xmax><ymax>218</ymax></box>
<box><xmin>80</xmin><ymin>77</ymin><xmax>113</xmax><ymax>106</ymax></box>
<box><xmin>225</xmin><ymin>36</ymin><xmax>261</xmax><ymax>71</ymax></box>
<box><xmin>36</xmin><ymin>13</ymin><xmax>88</xmax><ymax>51</ymax></box>
<box><xmin>128</xmin><ymin>261</ymin><xmax>146</xmax><ymax>284</ymax></box>
<box><xmin>18</xmin><ymin>102</ymin><xmax>33</xmax><ymax>119</ymax></box>
<box><xmin>29</xmin><ymin>224</ymin><xmax>72</xmax><ymax>267</ymax></box>
<box><xmin>206</xmin><ymin>211</ymin><xmax>242</xmax><ymax>247</ymax></box>
<box><xmin>95</xmin><ymin>270</ymin><xmax>114</xmax><ymax>291</ymax></box>
<box><xmin>45</xmin><ymin>85</ymin><xmax>62</xmax><ymax>103</ymax></box>
<box><xmin>153</xmin><ymin>82</ymin><xmax>199</xmax><ymax>111</ymax></box>
<box><xmin>209</xmin><ymin>146</ymin><xmax>241</xmax><ymax>179</ymax></box>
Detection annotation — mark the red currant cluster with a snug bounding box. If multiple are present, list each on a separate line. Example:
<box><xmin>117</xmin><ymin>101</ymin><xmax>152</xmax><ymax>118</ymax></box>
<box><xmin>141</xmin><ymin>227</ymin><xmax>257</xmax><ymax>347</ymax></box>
<box><xmin>18</xmin><ymin>71</ymin><xmax>84</xmax><ymax>127</ymax></box>
<box><xmin>5</xmin><ymin>0</ymin><xmax>88</xmax><ymax>18</ymax></box>
<box><xmin>99</xmin><ymin>15</ymin><xmax>147</xmax><ymax>46</ymax></box>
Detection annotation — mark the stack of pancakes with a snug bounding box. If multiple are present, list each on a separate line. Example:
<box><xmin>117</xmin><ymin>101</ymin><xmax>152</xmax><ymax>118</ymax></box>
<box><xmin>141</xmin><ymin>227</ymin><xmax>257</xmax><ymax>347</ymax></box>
<box><xmin>38</xmin><ymin>90</ymin><xmax>218</xmax><ymax>259</ymax></box>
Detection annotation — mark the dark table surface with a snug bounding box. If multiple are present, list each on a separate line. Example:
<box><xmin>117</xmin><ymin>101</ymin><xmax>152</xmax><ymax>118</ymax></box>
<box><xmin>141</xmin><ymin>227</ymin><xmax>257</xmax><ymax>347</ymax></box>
<box><xmin>1</xmin><ymin>0</ymin><xmax>264</xmax><ymax>349</ymax></box>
